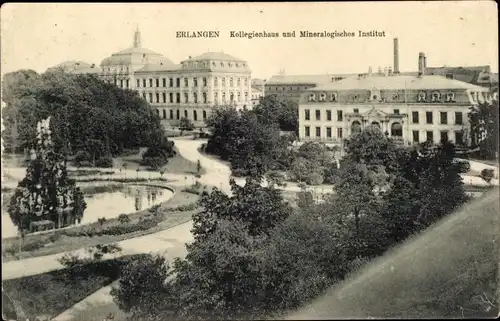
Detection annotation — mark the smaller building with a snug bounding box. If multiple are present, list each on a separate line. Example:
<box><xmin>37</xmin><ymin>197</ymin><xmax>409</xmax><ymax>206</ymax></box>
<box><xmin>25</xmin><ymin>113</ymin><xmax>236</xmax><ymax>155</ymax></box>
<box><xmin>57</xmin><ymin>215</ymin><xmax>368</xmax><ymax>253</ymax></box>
<box><xmin>251</xmin><ymin>86</ymin><xmax>264</xmax><ymax>107</ymax></box>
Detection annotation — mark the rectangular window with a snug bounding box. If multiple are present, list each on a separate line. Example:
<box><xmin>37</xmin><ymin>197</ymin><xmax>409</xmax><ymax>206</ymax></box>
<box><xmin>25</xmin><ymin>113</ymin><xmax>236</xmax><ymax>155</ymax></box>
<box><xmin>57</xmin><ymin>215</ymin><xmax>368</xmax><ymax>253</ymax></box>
<box><xmin>412</xmin><ymin>130</ymin><xmax>420</xmax><ymax>143</ymax></box>
<box><xmin>455</xmin><ymin>130</ymin><xmax>464</xmax><ymax>145</ymax></box>
<box><xmin>149</xmin><ymin>79</ymin><xmax>153</xmax><ymax>87</ymax></box>
<box><xmin>137</xmin><ymin>79</ymin><xmax>140</xmax><ymax>88</ymax></box>
<box><xmin>156</xmin><ymin>93</ymin><xmax>160</xmax><ymax>103</ymax></box>
<box><xmin>305</xmin><ymin>126</ymin><xmax>310</xmax><ymax>137</ymax></box>
<box><xmin>169</xmin><ymin>78</ymin><xmax>173</xmax><ymax>87</ymax></box>
<box><xmin>353</xmin><ymin>108</ymin><xmax>359</xmax><ymax>114</ymax></box>
<box><xmin>426</xmin><ymin>130</ymin><xmax>434</xmax><ymax>142</ymax></box>
<box><xmin>315</xmin><ymin>110</ymin><xmax>321</xmax><ymax>121</ymax></box>
<box><xmin>184</xmin><ymin>93</ymin><xmax>189</xmax><ymax>103</ymax></box>
<box><xmin>162</xmin><ymin>93</ymin><xmax>166</xmax><ymax>103</ymax></box>
<box><xmin>120</xmin><ymin>80</ymin><xmax>124</xmax><ymax>88</ymax></box>
<box><xmin>393</xmin><ymin>109</ymin><xmax>400</xmax><ymax>114</ymax></box>
<box><xmin>203</xmin><ymin>77</ymin><xmax>207</xmax><ymax>87</ymax></box>
<box><xmin>440</xmin><ymin>112</ymin><xmax>448</xmax><ymax>125</ymax></box>
<box><xmin>162</xmin><ymin>78</ymin><xmax>166</xmax><ymax>87</ymax></box>
<box><xmin>184</xmin><ymin>78</ymin><xmax>188</xmax><ymax>87</ymax></box>
<box><xmin>412</xmin><ymin>111</ymin><xmax>419</xmax><ymax>123</ymax></box>
<box><xmin>162</xmin><ymin>110</ymin><xmax>166</xmax><ymax>119</ymax></box>
<box><xmin>440</xmin><ymin>131</ymin><xmax>449</xmax><ymax>142</ymax></box>
<box><xmin>426</xmin><ymin>111</ymin><xmax>433</xmax><ymax>124</ymax></box>
<box><xmin>149</xmin><ymin>93</ymin><xmax>153</xmax><ymax>103</ymax></box>
<box><xmin>305</xmin><ymin>109</ymin><xmax>310</xmax><ymax>121</ymax></box>
<box><xmin>176</xmin><ymin>93</ymin><xmax>180</xmax><ymax>103</ymax></box>
<box><xmin>326</xmin><ymin>110</ymin><xmax>332</xmax><ymax>121</ymax></box>
<box><xmin>326</xmin><ymin>127</ymin><xmax>332</xmax><ymax>138</ymax></box>
<box><xmin>156</xmin><ymin>79</ymin><xmax>159</xmax><ymax>87</ymax></box>
<box><xmin>193</xmin><ymin>78</ymin><xmax>198</xmax><ymax>87</ymax></box>
<box><xmin>337</xmin><ymin>128</ymin><xmax>343</xmax><ymax>139</ymax></box>
<box><xmin>169</xmin><ymin>93</ymin><xmax>173</xmax><ymax>103</ymax></box>
<box><xmin>337</xmin><ymin>110</ymin><xmax>343</xmax><ymax>122</ymax></box>
<box><xmin>143</xmin><ymin>79</ymin><xmax>147</xmax><ymax>87</ymax></box>
<box><xmin>455</xmin><ymin>112</ymin><xmax>463</xmax><ymax>125</ymax></box>
<box><xmin>176</xmin><ymin>78</ymin><xmax>180</xmax><ymax>87</ymax></box>
<box><xmin>315</xmin><ymin>127</ymin><xmax>321</xmax><ymax>137</ymax></box>
<box><xmin>126</xmin><ymin>79</ymin><xmax>129</xmax><ymax>88</ymax></box>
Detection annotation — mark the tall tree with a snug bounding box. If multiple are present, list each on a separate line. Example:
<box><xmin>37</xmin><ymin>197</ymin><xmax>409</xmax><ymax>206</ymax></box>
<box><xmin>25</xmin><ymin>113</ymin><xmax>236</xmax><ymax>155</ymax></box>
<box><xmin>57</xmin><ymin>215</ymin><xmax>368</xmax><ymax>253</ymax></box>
<box><xmin>468</xmin><ymin>99</ymin><xmax>499</xmax><ymax>159</ymax></box>
<box><xmin>253</xmin><ymin>94</ymin><xmax>299</xmax><ymax>132</ymax></box>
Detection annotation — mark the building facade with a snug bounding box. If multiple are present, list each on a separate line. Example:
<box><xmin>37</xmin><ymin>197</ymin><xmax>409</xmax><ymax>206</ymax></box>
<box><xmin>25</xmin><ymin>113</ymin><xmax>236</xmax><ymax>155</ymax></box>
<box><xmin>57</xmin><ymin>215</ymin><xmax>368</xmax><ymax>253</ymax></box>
<box><xmin>298</xmin><ymin>68</ymin><xmax>492</xmax><ymax>147</ymax></box>
<box><xmin>54</xmin><ymin>28</ymin><xmax>252</xmax><ymax>128</ymax></box>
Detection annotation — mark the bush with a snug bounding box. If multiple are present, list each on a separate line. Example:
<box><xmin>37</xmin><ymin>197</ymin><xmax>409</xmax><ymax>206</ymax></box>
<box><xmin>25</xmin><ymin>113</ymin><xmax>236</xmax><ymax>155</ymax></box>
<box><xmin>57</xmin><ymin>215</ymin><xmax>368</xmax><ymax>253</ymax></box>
<box><xmin>95</xmin><ymin>157</ymin><xmax>113</xmax><ymax>168</ymax></box>
<box><xmin>74</xmin><ymin>150</ymin><xmax>92</xmax><ymax>166</ymax></box>
<box><xmin>121</xmin><ymin>148</ymin><xmax>140</xmax><ymax>157</ymax></box>
<box><xmin>98</xmin><ymin>217</ymin><xmax>107</xmax><ymax>226</ymax></box>
<box><xmin>480</xmin><ymin>168</ymin><xmax>495</xmax><ymax>183</ymax></box>
<box><xmin>165</xmin><ymin>202</ymin><xmax>198</xmax><ymax>212</ymax></box>
<box><xmin>118</xmin><ymin>214</ymin><xmax>131</xmax><ymax>224</ymax></box>
<box><xmin>456</xmin><ymin>160</ymin><xmax>471</xmax><ymax>174</ymax></box>
<box><xmin>142</xmin><ymin>156</ymin><xmax>167</xmax><ymax>170</ymax></box>
<box><xmin>232</xmin><ymin>167</ymin><xmax>248</xmax><ymax>177</ymax></box>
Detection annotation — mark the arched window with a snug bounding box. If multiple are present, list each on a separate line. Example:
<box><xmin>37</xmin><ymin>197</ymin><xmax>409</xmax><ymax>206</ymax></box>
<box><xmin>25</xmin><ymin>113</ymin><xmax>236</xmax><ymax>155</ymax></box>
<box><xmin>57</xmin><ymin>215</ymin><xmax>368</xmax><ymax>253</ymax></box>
<box><xmin>162</xmin><ymin>110</ymin><xmax>166</xmax><ymax>119</ymax></box>
<box><xmin>391</xmin><ymin>122</ymin><xmax>403</xmax><ymax>137</ymax></box>
<box><xmin>371</xmin><ymin>121</ymin><xmax>381</xmax><ymax>129</ymax></box>
<box><xmin>230</xmin><ymin>92</ymin><xmax>234</xmax><ymax>101</ymax></box>
<box><xmin>203</xmin><ymin>77</ymin><xmax>207</xmax><ymax>87</ymax></box>
<box><xmin>203</xmin><ymin>110</ymin><xmax>207</xmax><ymax>120</ymax></box>
<box><xmin>193</xmin><ymin>110</ymin><xmax>198</xmax><ymax>121</ymax></box>
<box><xmin>170</xmin><ymin>110</ymin><xmax>174</xmax><ymax>119</ymax></box>
<box><xmin>184</xmin><ymin>110</ymin><xmax>188</xmax><ymax>118</ymax></box>
<box><xmin>176</xmin><ymin>110</ymin><xmax>180</xmax><ymax>120</ymax></box>
<box><xmin>203</xmin><ymin>92</ymin><xmax>207</xmax><ymax>103</ymax></box>
<box><xmin>351</xmin><ymin>121</ymin><xmax>362</xmax><ymax>134</ymax></box>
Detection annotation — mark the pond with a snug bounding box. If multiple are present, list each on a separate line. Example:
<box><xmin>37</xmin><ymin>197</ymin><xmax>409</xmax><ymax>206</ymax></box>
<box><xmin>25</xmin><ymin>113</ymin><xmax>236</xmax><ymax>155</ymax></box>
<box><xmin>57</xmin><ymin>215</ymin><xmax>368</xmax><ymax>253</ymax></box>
<box><xmin>1</xmin><ymin>184</ymin><xmax>174</xmax><ymax>239</ymax></box>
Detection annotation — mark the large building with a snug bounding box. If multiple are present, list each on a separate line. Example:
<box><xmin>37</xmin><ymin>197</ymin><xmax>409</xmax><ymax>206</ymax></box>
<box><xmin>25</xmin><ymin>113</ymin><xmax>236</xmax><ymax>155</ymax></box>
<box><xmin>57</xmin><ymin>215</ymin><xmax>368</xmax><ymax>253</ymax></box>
<box><xmin>51</xmin><ymin>28</ymin><xmax>252</xmax><ymax>128</ymax></box>
<box><xmin>298</xmin><ymin>53</ymin><xmax>493</xmax><ymax>147</ymax></box>
<box><xmin>266</xmin><ymin>38</ymin><xmax>498</xmax><ymax>105</ymax></box>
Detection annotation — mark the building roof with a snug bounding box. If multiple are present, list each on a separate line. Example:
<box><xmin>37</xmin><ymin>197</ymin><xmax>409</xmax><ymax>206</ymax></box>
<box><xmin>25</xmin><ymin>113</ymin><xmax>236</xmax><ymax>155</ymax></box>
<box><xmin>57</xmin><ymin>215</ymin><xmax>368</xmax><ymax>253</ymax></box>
<box><xmin>184</xmin><ymin>52</ymin><xmax>244</xmax><ymax>62</ymax></box>
<box><xmin>311</xmin><ymin>75</ymin><xmax>488</xmax><ymax>91</ymax></box>
<box><xmin>135</xmin><ymin>63</ymin><xmax>182</xmax><ymax>73</ymax></box>
<box><xmin>68</xmin><ymin>67</ymin><xmax>100</xmax><ymax>75</ymax></box>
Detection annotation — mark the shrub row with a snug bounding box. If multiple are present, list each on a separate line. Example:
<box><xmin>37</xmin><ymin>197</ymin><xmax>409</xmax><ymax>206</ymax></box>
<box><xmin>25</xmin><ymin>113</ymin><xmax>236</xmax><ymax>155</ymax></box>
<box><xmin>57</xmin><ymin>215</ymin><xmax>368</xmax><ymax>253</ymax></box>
<box><xmin>165</xmin><ymin>202</ymin><xmax>199</xmax><ymax>212</ymax></box>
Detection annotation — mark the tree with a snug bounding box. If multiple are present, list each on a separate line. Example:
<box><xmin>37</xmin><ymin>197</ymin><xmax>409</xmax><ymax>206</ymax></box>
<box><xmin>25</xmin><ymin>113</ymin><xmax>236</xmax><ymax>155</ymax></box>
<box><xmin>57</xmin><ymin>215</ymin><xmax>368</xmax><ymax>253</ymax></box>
<box><xmin>111</xmin><ymin>254</ymin><xmax>176</xmax><ymax>321</ymax></box>
<box><xmin>253</xmin><ymin>94</ymin><xmax>299</xmax><ymax>133</ymax></box>
<box><xmin>179</xmin><ymin>117</ymin><xmax>195</xmax><ymax>135</ymax></box>
<box><xmin>480</xmin><ymin>168</ymin><xmax>495</xmax><ymax>184</ymax></box>
<box><xmin>468</xmin><ymin>99</ymin><xmax>499</xmax><ymax>159</ymax></box>
<box><xmin>1</xmin><ymin>70</ymin><xmax>168</xmax><ymax>157</ymax></box>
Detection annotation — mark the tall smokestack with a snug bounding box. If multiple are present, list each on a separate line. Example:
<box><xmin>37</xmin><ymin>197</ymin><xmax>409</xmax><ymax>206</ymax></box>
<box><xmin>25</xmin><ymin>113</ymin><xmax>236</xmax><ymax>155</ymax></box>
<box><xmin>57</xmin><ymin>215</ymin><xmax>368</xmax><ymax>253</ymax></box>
<box><xmin>393</xmin><ymin>38</ymin><xmax>400</xmax><ymax>74</ymax></box>
<box><xmin>418</xmin><ymin>52</ymin><xmax>425</xmax><ymax>76</ymax></box>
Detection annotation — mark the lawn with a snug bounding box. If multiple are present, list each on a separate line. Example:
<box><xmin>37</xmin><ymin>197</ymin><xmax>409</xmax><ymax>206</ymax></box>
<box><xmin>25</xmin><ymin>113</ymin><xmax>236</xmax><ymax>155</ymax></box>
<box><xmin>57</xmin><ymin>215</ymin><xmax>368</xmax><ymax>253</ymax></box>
<box><xmin>1</xmin><ymin>189</ymin><xmax>201</xmax><ymax>262</ymax></box>
<box><xmin>1</xmin><ymin>254</ymin><xmax>146</xmax><ymax>320</ymax></box>
<box><xmin>113</xmin><ymin>146</ymin><xmax>206</xmax><ymax>176</ymax></box>
<box><xmin>289</xmin><ymin>188</ymin><xmax>499</xmax><ymax>319</ymax></box>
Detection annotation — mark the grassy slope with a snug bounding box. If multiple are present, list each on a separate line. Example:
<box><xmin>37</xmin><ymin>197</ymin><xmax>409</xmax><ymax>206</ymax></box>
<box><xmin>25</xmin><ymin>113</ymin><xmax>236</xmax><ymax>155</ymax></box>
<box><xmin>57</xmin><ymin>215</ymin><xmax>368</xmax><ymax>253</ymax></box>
<box><xmin>288</xmin><ymin>188</ymin><xmax>499</xmax><ymax>319</ymax></box>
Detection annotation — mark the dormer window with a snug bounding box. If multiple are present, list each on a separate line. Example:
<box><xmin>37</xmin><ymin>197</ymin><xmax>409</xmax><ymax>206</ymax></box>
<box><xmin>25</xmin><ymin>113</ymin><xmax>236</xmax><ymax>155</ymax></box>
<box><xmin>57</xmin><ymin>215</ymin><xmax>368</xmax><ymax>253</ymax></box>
<box><xmin>319</xmin><ymin>92</ymin><xmax>327</xmax><ymax>102</ymax></box>
<box><xmin>431</xmin><ymin>91</ymin><xmax>441</xmax><ymax>102</ymax></box>
<box><xmin>308</xmin><ymin>93</ymin><xmax>316</xmax><ymax>102</ymax></box>
<box><xmin>393</xmin><ymin>93</ymin><xmax>399</xmax><ymax>100</ymax></box>
<box><xmin>212</xmin><ymin>62</ymin><xmax>216</xmax><ymax>67</ymax></box>
<box><xmin>446</xmin><ymin>92</ymin><xmax>456</xmax><ymax>102</ymax></box>
<box><xmin>330</xmin><ymin>92</ymin><xmax>338</xmax><ymax>102</ymax></box>
<box><xmin>418</xmin><ymin>91</ymin><xmax>426</xmax><ymax>102</ymax></box>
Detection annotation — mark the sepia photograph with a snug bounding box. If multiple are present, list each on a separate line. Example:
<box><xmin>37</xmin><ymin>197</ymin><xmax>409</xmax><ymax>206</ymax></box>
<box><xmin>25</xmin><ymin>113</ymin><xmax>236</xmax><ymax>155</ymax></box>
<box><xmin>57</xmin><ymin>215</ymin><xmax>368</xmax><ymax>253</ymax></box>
<box><xmin>1</xmin><ymin>2</ymin><xmax>499</xmax><ymax>320</ymax></box>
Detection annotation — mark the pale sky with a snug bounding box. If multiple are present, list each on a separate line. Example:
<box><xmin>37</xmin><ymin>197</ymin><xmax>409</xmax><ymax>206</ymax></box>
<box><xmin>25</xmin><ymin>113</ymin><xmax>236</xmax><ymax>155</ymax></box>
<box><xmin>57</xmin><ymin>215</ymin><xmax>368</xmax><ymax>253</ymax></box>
<box><xmin>1</xmin><ymin>2</ymin><xmax>498</xmax><ymax>80</ymax></box>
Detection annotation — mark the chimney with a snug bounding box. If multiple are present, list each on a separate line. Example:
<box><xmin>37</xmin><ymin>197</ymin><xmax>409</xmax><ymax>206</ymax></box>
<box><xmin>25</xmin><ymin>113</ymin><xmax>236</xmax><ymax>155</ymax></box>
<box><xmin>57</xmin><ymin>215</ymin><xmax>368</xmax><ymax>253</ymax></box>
<box><xmin>388</xmin><ymin>66</ymin><xmax>393</xmax><ymax>75</ymax></box>
<box><xmin>384</xmin><ymin>66</ymin><xmax>389</xmax><ymax>76</ymax></box>
<box><xmin>423</xmin><ymin>54</ymin><xmax>427</xmax><ymax>69</ymax></box>
<box><xmin>393</xmin><ymin>38</ymin><xmax>400</xmax><ymax>74</ymax></box>
<box><xmin>418</xmin><ymin>52</ymin><xmax>425</xmax><ymax>76</ymax></box>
